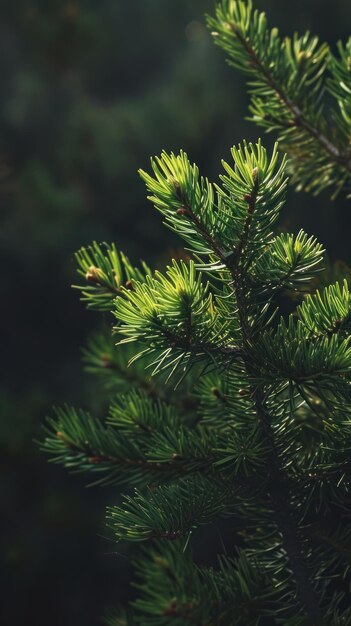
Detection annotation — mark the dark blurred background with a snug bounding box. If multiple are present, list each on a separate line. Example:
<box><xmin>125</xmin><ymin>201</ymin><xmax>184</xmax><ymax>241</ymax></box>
<box><xmin>2</xmin><ymin>1</ymin><xmax>351</xmax><ymax>624</ymax></box>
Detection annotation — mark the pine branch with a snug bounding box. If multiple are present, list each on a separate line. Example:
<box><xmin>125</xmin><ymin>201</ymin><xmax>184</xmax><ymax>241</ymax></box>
<box><xmin>208</xmin><ymin>0</ymin><xmax>351</xmax><ymax>197</ymax></box>
<box><xmin>43</xmin><ymin>393</ymin><xmax>254</xmax><ymax>489</ymax></box>
<box><xmin>74</xmin><ymin>242</ymin><xmax>151</xmax><ymax>311</ymax></box>
<box><xmin>297</xmin><ymin>280</ymin><xmax>351</xmax><ymax>337</ymax></box>
<box><xmin>133</xmin><ymin>543</ymin><xmax>280</xmax><ymax>625</ymax></box>
<box><xmin>232</xmin><ymin>22</ymin><xmax>344</xmax><ymax>168</ymax></box>
<box><xmin>115</xmin><ymin>260</ymin><xmax>242</xmax><ymax>380</ymax></box>
<box><xmin>47</xmin><ymin>127</ymin><xmax>351</xmax><ymax>621</ymax></box>
<box><xmin>42</xmin><ymin>404</ymin><xmax>221</xmax><ymax>488</ymax></box>
<box><xmin>251</xmin><ymin>230</ymin><xmax>324</xmax><ymax>295</ymax></box>
<box><xmin>107</xmin><ymin>476</ymin><xmax>235</xmax><ymax>542</ymax></box>
<box><xmin>137</xmin><ymin>141</ymin><xmax>334</xmax><ymax>620</ymax></box>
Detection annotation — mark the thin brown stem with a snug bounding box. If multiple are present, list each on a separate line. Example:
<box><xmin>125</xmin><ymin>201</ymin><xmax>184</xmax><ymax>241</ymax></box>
<box><xmin>58</xmin><ymin>433</ymin><xmax>214</xmax><ymax>476</ymax></box>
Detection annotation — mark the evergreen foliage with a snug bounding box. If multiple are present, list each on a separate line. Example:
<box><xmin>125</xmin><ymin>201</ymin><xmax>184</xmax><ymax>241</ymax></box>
<box><xmin>37</xmin><ymin>1</ymin><xmax>351</xmax><ymax>623</ymax></box>
<box><xmin>43</xmin><ymin>137</ymin><xmax>351</xmax><ymax>624</ymax></box>
<box><xmin>208</xmin><ymin>0</ymin><xmax>351</xmax><ymax>198</ymax></box>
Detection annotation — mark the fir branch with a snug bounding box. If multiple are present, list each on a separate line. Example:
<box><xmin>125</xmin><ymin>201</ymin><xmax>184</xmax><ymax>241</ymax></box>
<box><xmin>138</xmin><ymin>141</ymin><xmax>328</xmax><ymax>619</ymax></box>
<box><xmin>114</xmin><ymin>260</ymin><xmax>242</xmax><ymax>379</ymax></box>
<box><xmin>107</xmin><ymin>477</ymin><xmax>236</xmax><ymax>542</ymax></box>
<box><xmin>232</xmin><ymin>22</ymin><xmax>345</xmax><ymax>169</ymax></box>
<box><xmin>208</xmin><ymin>0</ymin><xmax>351</xmax><ymax>196</ymax></box>
<box><xmin>46</xmin><ymin>127</ymin><xmax>351</xmax><ymax>622</ymax></box>
<box><xmin>42</xmin><ymin>405</ymin><xmax>220</xmax><ymax>488</ymax></box>
<box><xmin>74</xmin><ymin>242</ymin><xmax>151</xmax><ymax>311</ymax></box>
<box><xmin>250</xmin><ymin>230</ymin><xmax>324</xmax><ymax>294</ymax></box>
<box><xmin>133</xmin><ymin>543</ymin><xmax>280</xmax><ymax>625</ymax></box>
<box><xmin>43</xmin><ymin>396</ymin><xmax>245</xmax><ymax>489</ymax></box>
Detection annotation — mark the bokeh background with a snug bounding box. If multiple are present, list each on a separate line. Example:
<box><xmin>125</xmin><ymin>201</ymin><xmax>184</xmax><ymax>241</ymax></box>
<box><xmin>2</xmin><ymin>1</ymin><xmax>351</xmax><ymax>624</ymax></box>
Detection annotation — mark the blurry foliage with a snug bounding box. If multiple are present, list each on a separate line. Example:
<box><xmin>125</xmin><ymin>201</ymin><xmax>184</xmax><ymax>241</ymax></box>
<box><xmin>2</xmin><ymin>1</ymin><xmax>351</xmax><ymax>625</ymax></box>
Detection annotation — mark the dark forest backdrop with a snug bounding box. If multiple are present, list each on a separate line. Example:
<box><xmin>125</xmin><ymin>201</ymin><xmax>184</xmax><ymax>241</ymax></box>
<box><xmin>2</xmin><ymin>1</ymin><xmax>351</xmax><ymax>624</ymax></box>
